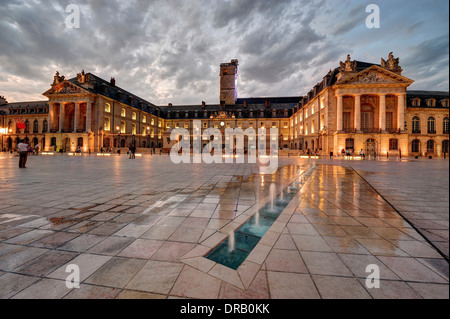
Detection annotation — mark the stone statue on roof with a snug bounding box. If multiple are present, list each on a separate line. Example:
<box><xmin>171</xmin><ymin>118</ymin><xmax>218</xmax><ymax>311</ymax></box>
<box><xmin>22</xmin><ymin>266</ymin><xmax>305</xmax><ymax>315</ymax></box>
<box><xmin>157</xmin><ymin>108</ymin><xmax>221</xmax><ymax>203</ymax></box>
<box><xmin>339</xmin><ymin>54</ymin><xmax>357</xmax><ymax>72</ymax></box>
<box><xmin>52</xmin><ymin>71</ymin><xmax>65</xmax><ymax>86</ymax></box>
<box><xmin>381</xmin><ymin>52</ymin><xmax>402</xmax><ymax>72</ymax></box>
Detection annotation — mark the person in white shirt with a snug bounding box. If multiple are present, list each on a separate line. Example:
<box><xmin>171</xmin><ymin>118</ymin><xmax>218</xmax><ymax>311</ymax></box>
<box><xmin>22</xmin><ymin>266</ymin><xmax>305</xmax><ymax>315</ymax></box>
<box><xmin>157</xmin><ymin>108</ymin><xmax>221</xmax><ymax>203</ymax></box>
<box><xmin>18</xmin><ymin>140</ymin><xmax>29</xmax><ymax>168</ymax></box>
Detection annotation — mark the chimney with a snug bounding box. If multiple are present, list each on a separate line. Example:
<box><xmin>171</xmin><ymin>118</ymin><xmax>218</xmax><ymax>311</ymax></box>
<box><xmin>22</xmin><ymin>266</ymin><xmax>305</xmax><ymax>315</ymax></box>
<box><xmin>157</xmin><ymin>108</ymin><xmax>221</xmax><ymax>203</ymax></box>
<box><xmin>265</xmin><ymin>100</ymin><xmax>271</xmax><ymax>107</ymax></box>
<box><xmin>110</xmin><ymin>77</ymin><xmax>116</xmax><ymax>86</ymax></box>
<box><xmin>168</xmin><ymin>103</ymin><xmax>173</xmax><ymax>107</ymax></box>
<box><xmin>202</xmin><ymin>101</ymin><xmax>206</xmax><ymax>108</ymax></box>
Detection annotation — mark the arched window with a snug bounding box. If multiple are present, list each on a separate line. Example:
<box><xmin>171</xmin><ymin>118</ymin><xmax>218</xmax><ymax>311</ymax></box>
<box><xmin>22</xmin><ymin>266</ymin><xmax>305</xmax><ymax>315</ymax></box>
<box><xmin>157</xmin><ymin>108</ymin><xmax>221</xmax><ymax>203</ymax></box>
<box><xmin>427</xmin><ymin>140</ymin><xmax>435</xmax><ymax>154</ymax></box>
<box><xmin>411</xmin><ymin>140</ymin><xmax>420</xmax><ymax>153</ymax></box>
<box><xmin>43</xmin><ymin>120</ymin><xmax>48</xmax><ymax>133</ymax></box>
<box><xmin>389</xmin><ymin>139</ymin><xmax>398</xmax><ymax>150</ymax></box>
<box><xmin>25</xmin><ymin>120</ymin><xmax>30</xmax><ymax>133</ymax></box>
<box><xmin>427</xmin><ymin>117</ymin><xmax>436</xmax><ymax>134</ymax></box>
<box><xmin>443</xmin><ymin>140</ymin><xmax>449</xmax><ymax>154</ymax></box>
<box><xmin>33</xmin><ymin>120</ymin><xmax>39</xmax><ymax>133</ymax></box>
<box><xmin>412</xmin><ymin>116</ymin><xmax>420</xmax><ymax>133</ymax></box>
<box><xmin>443</xmin><ymin>117</ymin><xmax>449</xmax><ymax>134</ymax></box>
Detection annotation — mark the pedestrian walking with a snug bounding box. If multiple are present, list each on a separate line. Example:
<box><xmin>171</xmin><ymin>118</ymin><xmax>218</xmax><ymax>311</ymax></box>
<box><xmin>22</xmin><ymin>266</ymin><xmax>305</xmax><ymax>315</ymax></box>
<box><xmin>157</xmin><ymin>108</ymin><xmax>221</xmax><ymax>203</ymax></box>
<box><xmin>18</xmin><ymin>140</ymin><xmax>29</xmax><ymax>168</ymax></box>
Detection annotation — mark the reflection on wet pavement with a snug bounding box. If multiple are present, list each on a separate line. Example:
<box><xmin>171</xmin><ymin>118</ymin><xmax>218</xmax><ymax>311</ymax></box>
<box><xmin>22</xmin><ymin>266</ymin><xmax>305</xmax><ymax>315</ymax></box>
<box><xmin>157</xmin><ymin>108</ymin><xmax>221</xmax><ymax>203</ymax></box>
<box><xmin>0</xmin><ymin>155</ymin><xmax>448</xmax><ymax>299</ymax></box>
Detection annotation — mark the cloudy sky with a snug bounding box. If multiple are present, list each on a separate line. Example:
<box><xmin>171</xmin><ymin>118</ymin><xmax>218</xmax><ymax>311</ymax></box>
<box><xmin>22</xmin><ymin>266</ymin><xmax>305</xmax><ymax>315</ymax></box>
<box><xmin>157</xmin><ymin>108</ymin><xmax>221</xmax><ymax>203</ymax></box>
<box><xmin>0</xmin><ymin>0</ymin><xmax>448</xmax><ymax>105</ymax></box>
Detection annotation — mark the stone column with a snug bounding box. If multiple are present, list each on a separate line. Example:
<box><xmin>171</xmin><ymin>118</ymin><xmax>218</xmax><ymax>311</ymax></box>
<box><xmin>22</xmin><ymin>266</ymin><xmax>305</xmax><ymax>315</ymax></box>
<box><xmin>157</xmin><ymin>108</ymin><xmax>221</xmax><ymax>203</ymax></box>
<box><xmin>336</xmin><ymin>95</ymin><xmax>343</xmax><ymax>132</ymax></box>
<box><xmin>74</xmin><ymin>102</ymin><xmax>80</xmax><ymax>133</ymax></box>
<box><xmin>397</xmin><ymin>93</ymin><xmax>406</xmax><ymax>132</ymax></box>
<box><xmin>354</xmin><ymin>94</ymin><xmax>361</xmax><ymax>132</ymax></box>
<box><xmin>379</xmin><ymin>94</ymin><xmax>386</xmax><ymax>132</ymax></box>
<box><xmin>86</xmin><ymin>102</ymin><xmax>92</xmax><ymax>133</ymax></box>
<box><xmin>48</xmin><ymin>103</ymin><xmax>53</xmax><ymax>131</ymax></box>
<box><xmin>59</xmin><ymin>103</ymin><xmax>65</xmax><ymax>133</ymax></box>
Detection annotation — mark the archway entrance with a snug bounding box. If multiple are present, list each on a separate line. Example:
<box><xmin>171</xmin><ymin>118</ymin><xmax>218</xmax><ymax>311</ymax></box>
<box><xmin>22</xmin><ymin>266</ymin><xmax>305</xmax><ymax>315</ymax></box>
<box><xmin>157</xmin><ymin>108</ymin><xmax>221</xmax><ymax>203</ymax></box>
<box><xmin>365</xmin><ymin>138</ymin><xmax>377</xmax><ymax>157</ymax></box>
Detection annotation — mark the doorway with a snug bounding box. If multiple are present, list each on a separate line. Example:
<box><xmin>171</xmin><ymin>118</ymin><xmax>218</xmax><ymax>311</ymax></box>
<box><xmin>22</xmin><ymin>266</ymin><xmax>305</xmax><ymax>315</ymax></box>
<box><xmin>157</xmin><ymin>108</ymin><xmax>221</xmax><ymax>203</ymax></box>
<box><xmin>62</xmin><ymin>138</ymin><xmax>71</xmax><ymax>152</ymax></box>
<box><xmin>365</xmin><ymin>138</ymin><xmax>377</xmax><ymax>157</ymax></box>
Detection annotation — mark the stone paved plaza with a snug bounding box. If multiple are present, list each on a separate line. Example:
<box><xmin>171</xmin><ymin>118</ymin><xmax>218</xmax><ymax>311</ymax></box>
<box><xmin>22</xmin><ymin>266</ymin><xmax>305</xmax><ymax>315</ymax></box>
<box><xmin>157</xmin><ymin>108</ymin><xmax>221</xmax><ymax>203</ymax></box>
<box><xmin>0</xmin><ymin>153</ymin><xmax>448</xmax><ymax>299</ymax></box>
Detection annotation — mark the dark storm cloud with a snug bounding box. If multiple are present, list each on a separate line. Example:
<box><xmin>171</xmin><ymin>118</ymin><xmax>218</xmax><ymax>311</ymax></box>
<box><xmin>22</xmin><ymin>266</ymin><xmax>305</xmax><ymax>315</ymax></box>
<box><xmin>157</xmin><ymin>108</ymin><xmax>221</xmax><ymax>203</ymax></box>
<box><xmin>0</xmin><ymin>0</ymin><xmax>448</xmax><ymax>104</ymax></box>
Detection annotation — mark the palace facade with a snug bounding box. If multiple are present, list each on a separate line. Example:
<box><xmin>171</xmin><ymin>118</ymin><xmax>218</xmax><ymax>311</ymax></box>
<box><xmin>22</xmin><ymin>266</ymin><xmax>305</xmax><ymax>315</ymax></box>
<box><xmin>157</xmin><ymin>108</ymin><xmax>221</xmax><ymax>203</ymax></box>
<box><xmin>0</xmin><ymin>53</ymin><xmax>448</xmax><ymax>157</ymax></box>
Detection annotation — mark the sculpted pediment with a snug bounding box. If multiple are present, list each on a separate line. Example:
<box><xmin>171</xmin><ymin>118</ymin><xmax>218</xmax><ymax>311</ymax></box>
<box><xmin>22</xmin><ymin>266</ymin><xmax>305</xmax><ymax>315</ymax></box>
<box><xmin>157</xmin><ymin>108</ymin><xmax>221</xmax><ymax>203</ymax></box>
<box><xmin>43</xmin><ymin>81</ymin><xmax>89</xmax><ymax>96</ymax></box>
<box><xmin>337</xmin><ymin>66</ymin><xmax>414</xmax><ymax>86</ymax></box>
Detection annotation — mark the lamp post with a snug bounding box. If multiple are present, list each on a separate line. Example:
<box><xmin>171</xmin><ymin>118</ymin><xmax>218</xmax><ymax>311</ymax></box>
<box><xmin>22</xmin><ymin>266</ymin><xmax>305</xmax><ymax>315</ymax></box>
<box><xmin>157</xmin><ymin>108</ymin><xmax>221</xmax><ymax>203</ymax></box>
<box><xmin>0</xmin><ymin>127</ymin><xmax>7</xmax><ymax>152</ymax></box>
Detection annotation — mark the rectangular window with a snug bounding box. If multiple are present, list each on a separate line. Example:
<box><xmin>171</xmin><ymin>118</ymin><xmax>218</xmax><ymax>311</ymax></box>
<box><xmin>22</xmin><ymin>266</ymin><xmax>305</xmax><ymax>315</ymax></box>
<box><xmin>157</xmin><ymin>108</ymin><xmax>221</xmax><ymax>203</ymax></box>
<box><xmin>120</xmin><ymin>121</ymin><xmax>126</xmax><ymax>134</ymax></box>
<box><xmin>104</xmin><ymin>117</ymin><xmax>111</xmax><ymax>131</ymax></box>
<box><xmin>389</xmin><ymin>139</ymin><xmax>398</xmax><ymax>150</ymax></box>
<box><xmin>142</xmin><ymin>116</ymin><xmax>147</xmax><ymax>123</ymax></box>
<box><xmin>105</xmin><ymin>103</ymin><xmax>111</xmax><ymax>113</ymax></box>
<box><xmin>343</xmin><ymin>112</ymin><xmax>351</xmax><ymax>130</ymax></box>
<box><xmin>121</xmin><ymin>109</ymin><xmax>126</xmax><ymax>117</ymax></box>
<box><xmin>184</xmin><ymin>123</ymin><xmax>189</xmax><ymax>129</ymax></box>
<box><xmin>132</xmin><ymin>112</ymin><xmax>137</xmax><ymax>120</ymax></box>
<box><xmin>361</xmin><ymin>113</ymin><xmax>371</xmax><ymax>131</ymax></box>
<box><xmin>132</xmin><ymin>123</ymin><xmax>136</xmax><ymax>135</ymax></box>
<box><xmin>386</xmin><ymin>112</ymin><xmax>393</xmax><ymax>130</ymax></box>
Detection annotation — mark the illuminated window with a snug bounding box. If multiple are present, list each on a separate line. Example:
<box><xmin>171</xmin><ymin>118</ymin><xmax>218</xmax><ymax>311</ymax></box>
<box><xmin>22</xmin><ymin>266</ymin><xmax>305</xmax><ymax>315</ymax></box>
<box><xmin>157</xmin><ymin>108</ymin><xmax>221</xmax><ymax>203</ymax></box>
<box><xmin>412</xmin><ymin>116</ymin><xmax>420</xmax><ymax>133</ymax></box>
<box><xmin>151</xmin><ymin>129</ymin><xmax>155</xmax><ymax>138</ymax></box>
<box><xmin>175</xmin><ymin>123</ymin><xmax>179</xmax><ymax>128</ymax></box>
<box><xmin>158</xmin><ymin>120</ymin><xmax>162</xmax><ymax>128</ymax></box>
<box><xmin>104</xmin><ymin>117</ymin><xmax>111</xmax><ymax>131</ymax></box>
<box><xmin>184</xmin><ymin>123</ymin><xmax>189</xmax><ymax>129</ymax></box>
<box><xmin>443</xmin><ymin>117</ymin><xmax>449</xmax><ymax>134</ymax></box>
<box><xmin>132</xmin><ymin>123</ymin><xmax>136</xmax><ymax>135</ymax></box>
<box><xmin>120</xmin><ymin>121</ymin><xmax>126</xmax><ymax>133</ymax></box>
<box><xmin>105</xmin><ymin>103</ymin><xmax>111</xmax><ymax>113</ymax></box>
<box><xmin>151</xmin><ymin>118</ymin><xmax>155</xmax><ymax>126</ymax></box>
<box><xmin>143</xmin><ymin>116</ymin><xmax>147</xmax><ymax>123</ymax></box>
<box><xmin>121</xmin><ymin>108</ymin><xmax>126</xmax><ymax>117</ymax></box>
<box><xmin>427</xmin><ymin>117</ymin><xmax>435</xmax><ymax>133</ymax></box>
<box><xmin>284</xmin><ymin>122</ymin><xmax>288</xmax><ymax>128</ymax></box>
<box><xmin>311</xmin><ymin>120</ymin><xmax>315</xmax><ymax>134</ymax></box>
<box><xmin>389</xmin><ymin>138</ymin><xmax>398</xmax><ymax>150</ymax></box>
<box><xmin>132</xmin><ymin>112</ymin><xmax>137</xmax><ymax>120</ymax></box>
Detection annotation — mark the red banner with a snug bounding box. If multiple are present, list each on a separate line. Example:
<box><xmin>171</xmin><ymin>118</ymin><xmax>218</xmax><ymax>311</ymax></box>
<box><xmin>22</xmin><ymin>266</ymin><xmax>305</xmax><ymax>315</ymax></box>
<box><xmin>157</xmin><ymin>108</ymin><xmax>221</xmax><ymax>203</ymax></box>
<box><xmin>15</xmin><ymin>118</ymin><xmax>26</xmax><ymax>129</ymax></box>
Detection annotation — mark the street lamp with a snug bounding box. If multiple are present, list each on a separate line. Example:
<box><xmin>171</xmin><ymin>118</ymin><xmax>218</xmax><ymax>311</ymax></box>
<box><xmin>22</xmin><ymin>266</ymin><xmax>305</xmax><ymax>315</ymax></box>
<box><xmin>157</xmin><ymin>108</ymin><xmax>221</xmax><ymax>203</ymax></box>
<box><xmin>0</xmin><ymin>127</ymin><xmax>7</xmax><ymax>152</ymax></box>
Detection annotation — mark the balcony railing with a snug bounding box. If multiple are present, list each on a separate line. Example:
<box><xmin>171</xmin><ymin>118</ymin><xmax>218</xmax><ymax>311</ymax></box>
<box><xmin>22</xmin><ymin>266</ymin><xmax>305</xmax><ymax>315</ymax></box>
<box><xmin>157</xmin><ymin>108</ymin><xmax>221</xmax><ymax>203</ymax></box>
<box><xmin>387</xmin><ymin>128</ymin><xmax>401</xmax><ymax>134</ymax></box>
<box><xmin>412</xmin><ymin>130</ymin><xmax>421</xmax><ymax>134</ymax></box>
<box><xmin>343</xmin><ymin>128</ymin><xmax>357</xmax><ymax>133</ymax></box>
<box><xmin>50</xmin><ymin>129</ymin><xmax>59</xmax><ymax>133</ymax></box>
<box><xmin>362</xmin><ymin>128</ymin><xmax>382</xmax><ymax>133</ymax></box>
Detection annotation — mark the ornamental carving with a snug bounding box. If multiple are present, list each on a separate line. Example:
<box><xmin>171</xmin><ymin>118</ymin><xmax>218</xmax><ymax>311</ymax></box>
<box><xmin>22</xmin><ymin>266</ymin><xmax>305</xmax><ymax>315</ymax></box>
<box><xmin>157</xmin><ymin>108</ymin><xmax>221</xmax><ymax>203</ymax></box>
<box><xmin>356</xmin><ymin>71</ymin><xmax>389</xmax><ymax>84</ymax></box>
<box><xmin>361</xmin><ymin>96</ymin><xmax>379</xmax><ymax>105</ymax></box>
<box><xmin>52</xmin><ymin>71</ymin><xmax>65</xmax><ymax>86</ymax></box>
<box><xmin>381</xmin><ymin>52</ymin><xmax>402</xmax><ymax>72</ymax></box>
<box><xmin>339</xmin><ymin>54</ymin><xmax>357</xmax><ymax>72</ymax></box>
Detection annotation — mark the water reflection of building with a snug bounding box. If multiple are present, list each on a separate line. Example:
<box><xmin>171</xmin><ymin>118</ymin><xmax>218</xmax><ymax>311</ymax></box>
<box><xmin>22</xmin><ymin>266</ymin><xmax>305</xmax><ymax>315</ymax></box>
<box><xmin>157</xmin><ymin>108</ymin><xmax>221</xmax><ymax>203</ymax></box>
<box><xmin>0</xmin><ymin>53</ymin><xmax>448</xmax><ymax>156</ymax></box>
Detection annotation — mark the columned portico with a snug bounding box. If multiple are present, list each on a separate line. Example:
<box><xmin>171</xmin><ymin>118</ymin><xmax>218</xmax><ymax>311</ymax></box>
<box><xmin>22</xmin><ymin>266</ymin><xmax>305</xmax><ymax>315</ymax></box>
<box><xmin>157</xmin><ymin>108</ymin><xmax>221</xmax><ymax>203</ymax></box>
<box><xmin>354</xmin><ymin>94</ymin><xmax>361</xmax><ymax>132</ymax></box>
<box><xmin>74</xmin><ymin>102</ymin><xmax>80</xmax><ymax>133</ymax></box>
<box><xmin>86</xmin><ymin>101</ymin><xmax>92</xmax><ymax>132</ymax></box>
<box><xmin>59</xmin><ymin>103</ymin><xmax>65</xmax><ymax>133</ymax></box>
<box><xmin>336</xmin><ymin>95</ymin><xmax>343</xmax><ymax>131</ymax></box>
<box><xmin>379</xmin><ymin>94</ymin><xmax>386</xmax><ymax>132</ymax></box>
<box><xmin>397</xmin><ymin>93</ymin><xmax>406</xmax><ymax>132</ymax></box>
